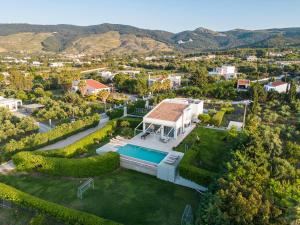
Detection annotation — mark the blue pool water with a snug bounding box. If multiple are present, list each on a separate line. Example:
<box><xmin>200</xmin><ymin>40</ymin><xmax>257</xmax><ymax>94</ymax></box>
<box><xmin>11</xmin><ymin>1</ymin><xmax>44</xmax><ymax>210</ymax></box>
<box><xmin>117</xmin><ymin>144</ymin><xmax>167</xmax><ymax>164</ymax></box>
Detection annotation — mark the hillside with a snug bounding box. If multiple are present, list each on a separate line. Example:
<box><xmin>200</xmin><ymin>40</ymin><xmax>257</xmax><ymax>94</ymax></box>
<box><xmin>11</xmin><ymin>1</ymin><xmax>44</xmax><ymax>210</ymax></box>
<box><xmin>0</xmin><ymin>23</ymin><xmax>299</xmax><ymax>54</ymax></box>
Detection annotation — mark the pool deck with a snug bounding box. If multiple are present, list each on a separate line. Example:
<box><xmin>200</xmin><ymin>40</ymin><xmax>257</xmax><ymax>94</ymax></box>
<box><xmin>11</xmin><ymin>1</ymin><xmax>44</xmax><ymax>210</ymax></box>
<box><xmin>96</xmin><ymin>124</ymin><xmax>207</xmax><ymax>192</ymax></box>
<box><xmin>128</xmin><ymin>124</ymin><xmax>196</xmax><ymax>152</ymax></box>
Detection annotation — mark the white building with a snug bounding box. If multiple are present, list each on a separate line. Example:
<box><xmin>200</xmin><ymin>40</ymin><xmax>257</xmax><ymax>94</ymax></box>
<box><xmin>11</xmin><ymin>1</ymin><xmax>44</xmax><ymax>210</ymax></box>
<box><xmin>142</xmin><ymin>98</ymin><xmax>203</xmax><ymax>140</ymax></box>
<box><xmin>72</xmin><ymin>79</ymin><xmax>110</xmax><ymax>95</ymax></box>
<box><xmin>32</xmin><ymin>61</ymin><xmax>43</xmax><ymax>67</ymax></box>
<box><xmin>99</xmin><ymin>71</ymin><xmax>115</xmax><ymax>80</ymax></box>
<box><xmin>0</xmin><ymin>96</ymin><xmax>22</xmax><ymax>111</ymax></box>
<box><xmin>209</xmin><ymin>65</ymin><xmax>237</xmax><ymax>80</ymax></box>
<box><xmin>49</xmin><ymin>62</ymin><xmax>64</xmax><ymax>68</ymax></box>
<box><xmin>264</xmin><ymin>81</ymin><xmax>289</xmax><ymax>93</ymax></box>
<box><xmin>247</xmin><ymin>55</ymin><xmax>257</xmax><ymax>62</ymax></box>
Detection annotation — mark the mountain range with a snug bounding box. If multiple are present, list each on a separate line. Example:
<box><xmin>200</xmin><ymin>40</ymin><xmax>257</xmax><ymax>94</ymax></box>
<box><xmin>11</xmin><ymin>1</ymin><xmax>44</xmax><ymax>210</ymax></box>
<box><xmin>0</xmin><ymin>23</ymin><xmax>299</xmax><ymax>55</ymax></box>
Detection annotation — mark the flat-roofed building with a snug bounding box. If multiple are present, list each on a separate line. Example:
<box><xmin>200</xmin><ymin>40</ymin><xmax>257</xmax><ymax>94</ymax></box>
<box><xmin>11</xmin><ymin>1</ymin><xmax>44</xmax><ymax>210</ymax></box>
<box><xmin>0</xmin><ymin>96</ymin><xmax>22</xmax><ymax>111</ymax></box>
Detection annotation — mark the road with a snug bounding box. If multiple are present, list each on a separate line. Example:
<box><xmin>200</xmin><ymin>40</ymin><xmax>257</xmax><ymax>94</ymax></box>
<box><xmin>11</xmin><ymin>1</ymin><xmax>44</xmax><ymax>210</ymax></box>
<box><xmin>13</xmin><ymin>110</ymin><xmax>52</xmax><ymax>133</ymax></box>
<box><xmin>0</xmin><ymin>116</ymin><xmax>109</xmax><ymax>174</ymax></box>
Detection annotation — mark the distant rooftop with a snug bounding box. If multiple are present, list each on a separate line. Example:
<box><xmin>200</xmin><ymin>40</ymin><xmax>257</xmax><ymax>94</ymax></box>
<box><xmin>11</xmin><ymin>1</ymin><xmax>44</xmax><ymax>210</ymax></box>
<box><xmin>269</xmin><ymin>81</ymin><xmax>287</xmax><ymax>87</ymax></box>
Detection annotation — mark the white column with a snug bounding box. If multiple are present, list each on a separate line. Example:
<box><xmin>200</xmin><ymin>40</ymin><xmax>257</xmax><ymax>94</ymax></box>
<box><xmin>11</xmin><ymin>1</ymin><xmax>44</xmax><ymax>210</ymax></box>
<box><xmin>160</xmin><ymin>126</ymin><xmax>164</xmax><ymax>139</ymax></box>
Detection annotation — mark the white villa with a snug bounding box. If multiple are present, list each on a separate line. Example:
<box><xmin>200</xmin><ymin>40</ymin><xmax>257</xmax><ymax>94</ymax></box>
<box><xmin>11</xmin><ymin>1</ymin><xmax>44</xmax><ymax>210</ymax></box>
<box><xmin>148</xmin><ymin>75</ymin><xmax>181</xmax><ymax>88</ymax></box>
<box><xmin>264</xmin><ymin>81</ymin><xmax>289</xmax><ymax>93</ymax></box>
<box><xmin>0</xmin><ymin>96</ymin><xmax>22</xmax><ymax>111</ymax></box>
<box><xmin>209</xmin><ymin>65</ymin><xmax>237</xmax><ymax>80</ymax></box>
<box><xmin>99</xmin><ymin>71</ymin><xmax>115</xmax><ymax>80</ymax></box>
<box><xmin>141</xmin><ymin>98</ymin><xmax>203</xmax><ymax>141</ymax></box>
<box><xmin>72</xmin><ymin>79</ymin><xmax>110</xmax><ymax>95</ymax></box>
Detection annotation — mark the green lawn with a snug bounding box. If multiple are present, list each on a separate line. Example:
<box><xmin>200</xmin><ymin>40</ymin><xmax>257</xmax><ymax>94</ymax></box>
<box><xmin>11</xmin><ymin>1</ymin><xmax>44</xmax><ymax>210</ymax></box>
<box><xmin>0</xmin><ymin>208</ymin><xmax>32</xmax><ymax>225</ymax></box>
<box><xmin>175</xmin><ymin>126</ymin><xmax>232</xmax><ymax>173</ymax></box>
<box><xmin>0</xmin><ymin>169</ymin><xmax>198</xmax><ymax>225</ymax></box>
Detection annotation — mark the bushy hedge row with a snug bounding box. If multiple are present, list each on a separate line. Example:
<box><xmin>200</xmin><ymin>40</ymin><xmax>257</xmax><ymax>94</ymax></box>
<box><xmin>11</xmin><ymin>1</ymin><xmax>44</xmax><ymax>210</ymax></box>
<box><xmin>12</xmin><ymin>151</ymin><xmax>120</xmax><ymax>177</ymax></box>
<box><xmin>38</xmin><ymin>120</ymin><xmax>117</xmax><ymax>158</ymax></box>
<box><xmin>117</xmin><ymin>117</ymin><xmax>142</xmax><ymax>128</ymax></box>
<box><xmin>106</xmin><ymin>108</ymin><xmax>123</xmax><ymax>119</ymax></box>
<box><xmin>179</xmin><ymin>150</ymin><xmax>217</xmax><ymax>185</ymax></box>
<box><xmin>0</xmin><ymin>182</ymin><xmax>122</xmax><ymax>225</ymax></box>
<box><xmin>211</xmin><ymin>110</ymin><xmax>226</xmax><ymax>127</ymax></box>
<box><xmin>2</xmin><ymin>114</ymin><xmax>100</xmax><ymax>159</ymax></box>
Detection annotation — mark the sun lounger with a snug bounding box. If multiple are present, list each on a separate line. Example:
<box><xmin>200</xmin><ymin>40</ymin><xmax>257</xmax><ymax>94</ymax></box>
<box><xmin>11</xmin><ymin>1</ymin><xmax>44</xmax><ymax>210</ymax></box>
<box><xmin>169</xmin><ymin>155</ymin><xmax>179</xmax><ymax>159</ymax></box>
<box><xmin>164</xmin><ymin>159</ymin><xmax>176</xmax><ymax>165</ymax></box>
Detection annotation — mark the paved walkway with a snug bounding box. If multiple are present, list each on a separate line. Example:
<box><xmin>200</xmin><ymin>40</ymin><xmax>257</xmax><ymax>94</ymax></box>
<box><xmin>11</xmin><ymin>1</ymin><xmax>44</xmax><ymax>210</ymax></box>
<box><xmin>0</xmin><ymin>116</ymin><xmax>109</xmax><ymax>174</ymax></box>
<box><xmin>39</xmin><ymin>117</ymin><xmax>109</xmax><ymax>151</ymax></box>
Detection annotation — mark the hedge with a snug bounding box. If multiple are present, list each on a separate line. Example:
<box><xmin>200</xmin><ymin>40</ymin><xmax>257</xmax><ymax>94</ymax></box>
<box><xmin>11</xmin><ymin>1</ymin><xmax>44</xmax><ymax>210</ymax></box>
<box><xmin>12</xmin><ymin>151</ymin><xmax>120</xmax><ymax>177</ymax></box>
<box><xmin>2</xmin><ymin>114</ymin><xmax>100</xmax><ymax>159</ymax></box>
<box><xmin>211</xmin><ymin>110</ymin><xmax>226</xmax><ymax>127</ymax></box>
<box><xmin>106</xmin><ymin>108</ymin><xmax>123</xmax><ymax>119</ymax></box>
<box><xmin>117</xmin><ymin>117</ymin><xmax>142</xmax><ymax>128</ymax></box>
<box><xmin>38</xmin><ymin>120</ymin><xmax>117</xmax><ymax>158</ymax></box>
<box><xmin>179</xmin><ymin>150</ymin><xmax>217</xmax><ymax>185</ymax></box>
<box><xmin>0</xmin><ymin>182</ymin><xmax>122</xmax><ymax>225</ymax></box>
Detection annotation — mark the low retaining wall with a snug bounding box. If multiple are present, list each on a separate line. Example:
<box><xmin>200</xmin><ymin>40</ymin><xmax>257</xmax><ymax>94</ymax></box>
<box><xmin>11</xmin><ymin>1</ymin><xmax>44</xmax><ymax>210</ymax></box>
<box><xmin>120</xmin><ymin>156</ymin><xmax>157</xmax><ymax>176</ymax></box>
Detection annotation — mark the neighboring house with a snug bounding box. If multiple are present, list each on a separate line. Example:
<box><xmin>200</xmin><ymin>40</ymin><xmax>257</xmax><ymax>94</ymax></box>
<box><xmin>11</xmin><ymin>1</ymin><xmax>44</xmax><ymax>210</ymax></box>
<box><xmin>264</xmin><ymin>81</ymin><xmax>289</xmax><ymax>93</ymax></box>
<box><xmin>209</xmin><ymin>65</ymin><xmax>237</xmax><ymax>80</ymax></box>
<box><xmin>246</xmin><ymin>55</ymin><xmax>257</xmax><ymax>62</ymax></box>
<box><xmin>0</xmin><ymin>96</ymin><xmax>22</xmax><ymax>111</ymax></box>
<box><xmin>49</xmin><ymin>62</ymin><xmax>64</xmax><ymax>68</ymax></box>
<box><xmin>99</xmin><ymin>71</ymin><xmax>115</xmax><ymax>80</ymax></box>
<box><xmin>237</xmin><ymin>79</ymin><xmax>251</xmax><ymax>91</ymax></box>
<box><xmin>116</xmin><ymin>70</ymin><xmax>140</xmax><ymax>76</ymax></box>
<box><xmin>72</xmin><ymin>79</ymin><xmax>110</xmax><ymax>95</ymax></box>
<box><xmin>148</xmin><ymin>75</ymin><xmax>181</xmax><ymax>88</ymax></box>
<box><xmin>142</xmin><ymin>98</ymin><xmax>203</xmax><ymax>140</ymax></box>
<box><xmin>32</xmin><ymin>61</ymin><xmax>43</xmax><ymax>67</ymax></box>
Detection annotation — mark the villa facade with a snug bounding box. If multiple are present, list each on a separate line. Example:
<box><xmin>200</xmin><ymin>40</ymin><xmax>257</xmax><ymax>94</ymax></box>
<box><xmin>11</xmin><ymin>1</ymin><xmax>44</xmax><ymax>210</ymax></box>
<box><xmin>141</xmin><ymin>98</ymin><xmax>203</xmax><ymax>140</ymax></box>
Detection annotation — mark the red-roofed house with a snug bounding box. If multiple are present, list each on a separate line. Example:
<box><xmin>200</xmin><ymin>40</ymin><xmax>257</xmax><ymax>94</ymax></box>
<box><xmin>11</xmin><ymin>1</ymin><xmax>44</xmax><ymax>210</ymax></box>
<box><xmin>72</xmin><ymin>79</ymin><xmax>110</xmax><ymax>95</ymax></box>
<box><xmin>264</xmin><ymin>81</ymin><xmax>289</xmax><ymax>93</ymax></box>
<box><xmin>237</xmin><ymin>79</ymin><xmax>251</xmax><ymax>91</ymax></box>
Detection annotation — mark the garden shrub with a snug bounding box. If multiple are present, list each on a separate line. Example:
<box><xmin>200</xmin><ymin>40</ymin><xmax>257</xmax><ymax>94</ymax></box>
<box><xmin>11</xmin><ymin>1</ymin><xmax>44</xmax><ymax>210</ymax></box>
<box><xmin>179</xmin><ymin>150</ymin><xmax>217</xmax><ymax>185</ymax></box>
<box><xmin>12</xmin><ymin>151</ymin><xmax>120</xmax><ymax>177</ymax></box>
<box><xmin>211</xmin><ymin>110</ymin><xmax>226</xmax><ymax>126</ymax></box>
<box><xmin>0</xmin><ymin>182</ymin><xmax>122</xmax><ymax>225</ymax></box>
<box><xmin>220</xmin><ymin>107</ymin><xmax>235</xmax><ymax>114</ymax></box>
<box><xmin>198</xmin><ymin>114</ymin><xmax>211</xmax><ymax>124</ymax></box>
<box><xmin>2</xmin><ymin>114</ymin><xmax>100</xmax><ymax>159</ymax></box>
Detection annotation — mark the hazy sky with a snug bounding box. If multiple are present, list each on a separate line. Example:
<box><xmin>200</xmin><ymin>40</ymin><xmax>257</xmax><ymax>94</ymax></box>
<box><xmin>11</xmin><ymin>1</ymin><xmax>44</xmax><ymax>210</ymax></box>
<box><xmin>1</xmin><ymin>0</ymin><xmax>300</xmax><ymax>32</ymax></box>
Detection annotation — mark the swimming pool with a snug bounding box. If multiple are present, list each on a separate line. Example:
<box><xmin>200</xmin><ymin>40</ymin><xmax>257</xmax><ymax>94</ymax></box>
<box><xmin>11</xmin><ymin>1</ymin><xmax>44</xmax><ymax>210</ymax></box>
<box><xmin>117</xmin><ymin>144</ymin><xmax>167</xmax><ymax>164</ymax></box>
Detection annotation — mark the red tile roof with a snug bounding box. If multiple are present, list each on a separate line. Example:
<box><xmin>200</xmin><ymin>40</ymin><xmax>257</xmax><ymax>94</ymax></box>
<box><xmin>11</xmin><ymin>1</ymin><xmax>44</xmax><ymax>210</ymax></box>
<box><xmin>146</xmin><ymin>102</ymin><xmax>188</xmax><ymax>122</ymax></box>
<box><xmin>86</xmin><ymin>79</ymin><xmax>109</xmax><ymax>89</ymax></box>
<box><xmin>237</xmin><ymin>79</ymin><xmax>250</xmax><ymax>85</ymax></box>
<box><xmin>270</xmin><ymin>81</ymin><xmax>287</xmax><ymax>87</ymax></box>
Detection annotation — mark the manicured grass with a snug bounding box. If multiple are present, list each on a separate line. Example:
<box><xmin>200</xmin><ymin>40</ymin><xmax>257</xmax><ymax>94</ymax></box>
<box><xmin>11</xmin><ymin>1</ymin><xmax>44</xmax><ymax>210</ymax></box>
<box><xmin>0</xmin><ymin>169</ymin><xmax>198</xmax><ymax>225</ymax></box>
<box><xmin>175</xmin><ymin>126</ymin><xmax>232</xmax><ymax>173</ymax></box>
<box><xmin>0</xmin><ymin>208</ymin><xmax>32</xmax><ymax>225</ymax></box>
